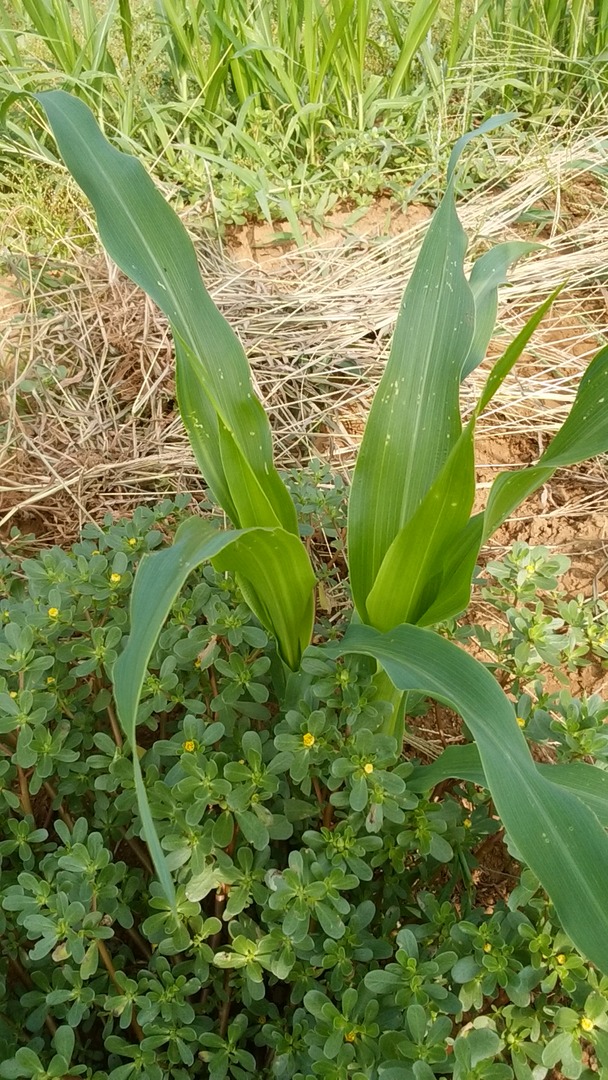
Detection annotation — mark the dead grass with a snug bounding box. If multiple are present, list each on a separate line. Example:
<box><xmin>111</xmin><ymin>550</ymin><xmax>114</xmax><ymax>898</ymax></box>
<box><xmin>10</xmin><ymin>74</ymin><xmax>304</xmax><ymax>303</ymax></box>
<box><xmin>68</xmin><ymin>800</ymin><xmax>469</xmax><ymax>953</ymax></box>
<box><xmin>1</xmin><ymin>125</ymin><xmax>608</xmax><ymax>557</ymax></box>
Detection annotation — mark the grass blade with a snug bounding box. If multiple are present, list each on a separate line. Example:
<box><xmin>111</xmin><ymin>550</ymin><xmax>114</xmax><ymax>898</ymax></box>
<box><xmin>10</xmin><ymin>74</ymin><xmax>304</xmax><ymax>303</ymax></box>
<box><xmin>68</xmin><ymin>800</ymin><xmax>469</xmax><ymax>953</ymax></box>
<box><xmin>388</xmin><ymin>0</ymin><xmax>441</xmax><ymax>96</ymax></box>
<box><xmin>118</xmin><ymin>0</ymin><xmax>133</xmax><ymax>64</ymax></box>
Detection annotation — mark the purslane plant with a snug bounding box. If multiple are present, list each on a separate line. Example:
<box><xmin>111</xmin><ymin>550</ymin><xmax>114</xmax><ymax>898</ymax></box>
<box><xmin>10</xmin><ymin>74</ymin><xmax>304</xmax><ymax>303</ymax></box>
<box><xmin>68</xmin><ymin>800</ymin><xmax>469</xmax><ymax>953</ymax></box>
<box><xmin>4</xmin><ymin>520</ymin><xmax>608</xmax><ymax>1078</ymax></box>
<box><xmin>37</xmin><ymin>91</ymin><xmax>608</xmax><ymax>972</ymax></box>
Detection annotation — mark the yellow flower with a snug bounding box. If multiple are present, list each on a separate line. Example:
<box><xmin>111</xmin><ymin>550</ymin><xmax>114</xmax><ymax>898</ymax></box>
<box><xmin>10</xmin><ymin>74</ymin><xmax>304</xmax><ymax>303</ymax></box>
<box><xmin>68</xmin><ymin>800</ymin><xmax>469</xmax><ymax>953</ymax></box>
<box><xmin>302</xmin><ymin>732</ymin><xmax>315</xmax><ymax>748</ymax></box>
<box><xmin>182</xmin><ymin>740</ymin><xmax>196</xmax><ymax>752</ymax></box>
<box><xmin>48</xmin><ymin>607</ymin><xmax>59</xmax><ymax>618</ymax></box>
<box><xmin>46</xmin><ymin>676</ymin><xmax>55</xmax><ymax>685</ymax></box>
<box><xmin>463</xmin><ymin>818</ymin><xmax>472</xmax><ymax>828</ymax></box>
<box><xmin>9</xmin><ymin>691</ymin><xmax>17</xmax><ymax>699</ymax></box>
<box><xmin>581</xmin><ymin>1017</ymin><xmax>594</xmax><ymax>1032</ymax></box>
<box><xmin>110</xmin><ymin>573</ymin><xmax>122</xmax><ymax>584</ymax></box>
<box><xmin>344</xmin><ymin>1031</ymin><xmax>357</xmax><ymax>1043</ymax></box>
<box><xmin>483</xmin><ymin>942</ymin><xmax>492</xmax><ymax>953</ymax></box>
<box><xmin>128</xmin><ymin>538</ymin><xmax>137</xmax><ymax>546</ymax></box>
<box><xmin>516</xmin><ymin>717</ymin><xmax>526</xmax><ymax>728</ymax></box>
<box><xmin>556</xmin><ymin>953</ymin><xmax>567</xmax><ymax>964</ymax></box>
<box><xmin>363</xmin><ymin>762</ymin><xmax>374</xmax><ymax>775</ymax></box>
<box><xmin>194</xmin><ymin>658</ymin><xmax>201</xmax><ymax>668</ymax></box>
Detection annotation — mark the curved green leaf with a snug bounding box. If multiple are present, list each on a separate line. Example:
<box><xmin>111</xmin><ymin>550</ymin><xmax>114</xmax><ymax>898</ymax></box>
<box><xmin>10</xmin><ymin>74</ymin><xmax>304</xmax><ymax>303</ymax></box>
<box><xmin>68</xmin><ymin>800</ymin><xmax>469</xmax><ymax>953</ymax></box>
<box><xmin>348</xmin><ymin>113</ymin><xmax>518</xmax><ymax>626</ymax></box>
<box><xmin>211</xmin><ymin>531</ymin><xmax>315</xmax><ymax>670</ymax></box>
<box><xmin>113</xmin><ymin>516</ymin><xmax>315</xmax><ymax>902</ymax></box>
<box><xmin>409</xmin><ymin>743</ymin><xmax>608</xmax><ymax>828</ymax></box>
<box><xmin>446</xmin><ymin>113</ymin><xmax>517</xmax><ymax>182</ymax></box>
<box><xmin>115</xmin><ymin>518</ymin><xmax>313</xmax><ymax>722</ymax></box>
<box><xmin>462</xmin><ymin>240</ymin><xmax>539</xmax><ymax>381</ymax></box>
<box><xmin>483</xmin><ymin>344</ymin><xmax>608</xmax><ymax>541</ymax></box>
<box><xmin>538</xmin><ymin>343</ymin><xmax>608</xmax><ymax>468</ymax></box>
<box><xmin>348</xmin><ymin>174</ymin><xmax>475</xmax><ymax>620</ymax></box>
<box><xmin>37</xmin><ymin>89</ymin><xmax>297</xmax><ymax>535</ymax></box>
<box><xmin>365</xmin><ymin>421</ymin><xmax>475</xmax><ymax>630</ymax></box>
<box><xmin>372</xmin><ymin>292</ymin><xmax>559</xmax><ymax>630</ymax></box>
<box><xmin>414</xmin><ymin>293</ymin><xmax>595</xmax><ymax>627</ymax></box>
<box><xmin>475</xmin><ymin>288</ymin><xmax>561</xmax><ymax>415</ymax></box>
<box><xmin>330</xmin><ymin>623</ymin><xmax>608</xmax><ymax>972</ymax></box>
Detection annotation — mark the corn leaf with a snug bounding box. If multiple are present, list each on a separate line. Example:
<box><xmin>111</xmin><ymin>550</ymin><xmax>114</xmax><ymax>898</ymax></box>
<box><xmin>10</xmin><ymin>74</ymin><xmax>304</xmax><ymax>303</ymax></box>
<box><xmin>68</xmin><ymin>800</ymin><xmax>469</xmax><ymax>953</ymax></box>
<box><xmin>115</xmin><ymin>517</ymin><xmax>314</xmax><ymax>700</ymax></box>
<box><xmin>482</xmin><ymin>343</ymin><xmax>608</xmax><ymax>541</ymax></box>
<box><xmin>36</xmin><ymin>89</ymin><xmax>297</xmax><ymax>536</ymax></box>
<box><xmin>538</xmin><ymin>343</ymin><xmax>608</xmax><ymax>467</ymax></box>
<box><xmin>211</xmin><ymin>532</ymin><xmax>315</xmax><ymax>670</ymax></box>
<box><xmin>445</xmin><ymin>114</ymin><xmax>517</xmax><ymax>182</ymax></box>
<box><xmin>348</xmin><ymin>115</ymin><xmax>518</xmax><ymax>625</ymax></box>
<box><xmin>407</xmin><ymin>289</ymin><xmax>562</xmax><ymax>626</ymax></box>
<box><xmin>408</xmin><ymin>744</ymin><xmax>608</xmax><ymax>828</ymax></box>
<box><xmin>330</xmin><ymin>623</ymin><xmax>608</xmax><ymax>973</ymax></box>
<box><xmin>113</xmin><ymin>516</ymin><xmax>315</xmax><ymax>902</ymax></box>
<box><xmin>365</xmin><ymin>421</ymin><xmax>476</xmax><ymax>629</ymax></box>
<box><xmin>462</xmin><ymin>241</ymin><xmax>539</xmax><ymax>380</ymax></box>
<box><xmin>347</xmin><ymin>171</ymin><xmax>474</xmax><ymax>621</ymax></box>
<box><xmin>368</xmin><ymin>289</ymin><xmax>558</xmax><ymax>630</ymax></box>
<box><xmin>475</xmin><ymin>288</ymin><xmax>562</xmax><ymax>415</ymax></box>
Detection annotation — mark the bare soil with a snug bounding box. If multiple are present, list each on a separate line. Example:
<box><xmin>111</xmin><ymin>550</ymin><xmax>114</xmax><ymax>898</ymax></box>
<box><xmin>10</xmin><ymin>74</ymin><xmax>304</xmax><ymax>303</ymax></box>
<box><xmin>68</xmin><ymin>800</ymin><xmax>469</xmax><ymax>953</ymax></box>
<box><xmin>2</xmin><ymin>155</ymin><xmax>608</xmax><ymax>583</ymax></box>
<box><xmin>226</xmin><ymin>199</ymin><xmax>432</xmax><ymax>270</ymax></box>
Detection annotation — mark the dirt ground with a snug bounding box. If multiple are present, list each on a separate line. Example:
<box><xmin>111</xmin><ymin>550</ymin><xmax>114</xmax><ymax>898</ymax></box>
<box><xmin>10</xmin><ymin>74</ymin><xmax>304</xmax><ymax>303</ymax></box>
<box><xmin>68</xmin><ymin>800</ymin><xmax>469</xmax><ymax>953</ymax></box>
<box><xmin>2</xmin><ymin>152</ymin><xmax>608</xmax><ymax>583</ymax></box>
<box><xmin>226</xmin><ymin>197</ymin><xmax>433</xmax><ymax>269</ymax></box>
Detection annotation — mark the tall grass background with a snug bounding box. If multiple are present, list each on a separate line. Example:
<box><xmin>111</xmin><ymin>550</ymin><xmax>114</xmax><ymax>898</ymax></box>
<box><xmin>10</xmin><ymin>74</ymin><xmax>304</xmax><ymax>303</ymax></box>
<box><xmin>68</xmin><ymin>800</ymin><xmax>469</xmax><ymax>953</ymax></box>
<box><xmin>1</xmin><ymin>0</ymin><xmax>608</xmax><ymax>230</ymax></box>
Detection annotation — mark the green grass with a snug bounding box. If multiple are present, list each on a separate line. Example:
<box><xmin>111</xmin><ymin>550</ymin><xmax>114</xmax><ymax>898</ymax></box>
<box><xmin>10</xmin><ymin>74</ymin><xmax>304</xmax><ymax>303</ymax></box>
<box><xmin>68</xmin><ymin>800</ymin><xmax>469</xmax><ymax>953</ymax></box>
<box><xmin>1</xmin><ymin>0</ymin><xmax>608</xmax><ymax>236</ymax></box>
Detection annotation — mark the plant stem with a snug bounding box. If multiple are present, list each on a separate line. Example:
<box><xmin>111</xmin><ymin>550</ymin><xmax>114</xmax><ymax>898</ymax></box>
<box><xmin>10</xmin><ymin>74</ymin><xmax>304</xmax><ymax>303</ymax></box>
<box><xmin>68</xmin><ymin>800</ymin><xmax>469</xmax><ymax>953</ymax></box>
<box><xmin>43</xmin><ymin>781</ymin><xmax>74</xmax><ymax>828</ymax></box>
<box><xmin>120</xmin><ymin>831</ymin><xmax>154</xmax><ymax>876</ymax></box>
<box><xmin>312</xmin><ymin>774</ymin><xmax>325</xmax><ymax>809</ymax></box>
<box><xmin>123</xmin><ymin>924</ymin><xmax>153</xmax><ymax>960</ymax></box>
<box><xmin>218</xmin><ymin>970</ymin><xmax>232</xmax><ymax>1038</ymax></box>
<box><xmin>98</xmin><ymin>940</ymin><xmax>144</xmax><ymax>1041</ymax></box>
<box><xmin>474</xmin><ymin>828</ymin><xmax>505</xmax><ymax>864</ymax></box>
<box><xmin>107</xmin><ymin>701</ymin><xmax>123</xmax><ymax>748</ymax></box>
<box><xmin>322</xmin><ymin>801</ymin><xmax>334</xmax><ymax>829</ymax></box>
<box><xmin>9</xmin><ymin>956</ymin><xmax>56</xmax><ymax>1036</ymax></box>
<box><xmin>17</xmin><ymin>766</ymin><xmax>34</xmax><ymax>819</ymax></box>
<box><xmin>209</xmin><ymin>665</ymin><xmax>219</xmax><ymax>712</ymax></box>
<box><xmin>375</xmin><ymin>666</ymin><xmax>406</xmax><ymax>745</ymax></box>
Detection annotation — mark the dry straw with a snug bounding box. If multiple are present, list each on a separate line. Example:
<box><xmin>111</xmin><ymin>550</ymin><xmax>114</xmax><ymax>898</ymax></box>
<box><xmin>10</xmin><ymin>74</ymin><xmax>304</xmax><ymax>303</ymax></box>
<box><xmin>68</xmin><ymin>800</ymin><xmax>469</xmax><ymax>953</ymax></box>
<box><xmin>1</xmin><ymin>126</ymin><xmax>608</xmax><ymax>558</ymax></box>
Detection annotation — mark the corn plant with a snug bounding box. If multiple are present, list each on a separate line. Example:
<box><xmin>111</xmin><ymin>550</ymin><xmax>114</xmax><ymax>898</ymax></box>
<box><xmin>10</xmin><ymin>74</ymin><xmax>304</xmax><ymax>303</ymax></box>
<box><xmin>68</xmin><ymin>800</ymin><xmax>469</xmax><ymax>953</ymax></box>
<box><xmin>38</xmin><ymin>90</ymin><xmax>608</xmax><ymax>975</ymax></box>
